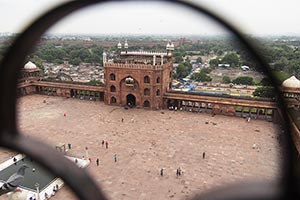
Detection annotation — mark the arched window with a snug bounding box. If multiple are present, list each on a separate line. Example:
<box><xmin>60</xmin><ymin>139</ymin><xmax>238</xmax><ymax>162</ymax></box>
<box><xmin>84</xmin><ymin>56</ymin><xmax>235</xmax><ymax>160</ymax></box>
<box><xmin>110</xmin><ymin>85</ymin><xmax>116</xmax><ymax>92</ymax></box>
<box><xmin>110</xmin><ymin>73</ymin><xmax>116</xmax><ymax>81</ymax></box>
<box><xmin>110</xmin><ymin>96</ymin><xmax>116</xmax><ymax>104</ymax></box>
<box><xmin>156</xmin><ymin>77</ymin><xmax>160</xmax><ymax>83</ymax></box>
<box><xmin>143</xmin><ymin>100</ymin><xmax>150</xmax><ymax>108</ymax></box>
<box><xmin>156</xmin><ymin>89</ymin><xmax>160</xmax><ymax>96</ymax></box>
<box><xmin>144</xmin><ymin>76</ymin><xmax>150</xmax><ymax>83</ymax></box>
<box><xmin>144</xmin><ymin>88</ymin><xmax>150</xmax><ymax>96</ymax></box>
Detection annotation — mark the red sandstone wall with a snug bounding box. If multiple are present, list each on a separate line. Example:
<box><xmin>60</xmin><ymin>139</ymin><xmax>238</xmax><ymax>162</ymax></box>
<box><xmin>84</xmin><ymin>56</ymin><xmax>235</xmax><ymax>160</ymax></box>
<box><xmin>56</xmin><ymin>88</ymin><xmax>71</xmax><ymax>98</ymax></box>
<box><xmin>104</xmin><ymin>64</ymin><xmax>170</xmax><ymax>109</ymax></box>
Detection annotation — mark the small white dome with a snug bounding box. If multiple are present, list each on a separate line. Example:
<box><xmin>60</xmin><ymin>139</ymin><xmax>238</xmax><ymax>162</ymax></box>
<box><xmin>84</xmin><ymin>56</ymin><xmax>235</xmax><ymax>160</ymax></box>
<box><xmin>166</xmin><ymin>42</ymin><xmax>170</xmax><ymax>50</ymax></box>
<box><xmin>124</xmin><ymin>40</ymin><xmax>128</xmax><ymax>49</ymax></box>
<box><xmin>117</xmin><ymin>42</ymin><xmax>122</xmax><ymax>49</ymax></box>
<box><xmin>24</xmin><ymin>61</ymin><xmax>37</xmax><ymax>69</ymax></box>
<box><xmin>169</xmin><ymin>42</ymin><xmax>174</xmax><ymax>50</ymax></box>
<box><xmin>282</xmin><ymin>76</ymin><xmax>300</xmax><ymax>88</ymax></box>
<box><xmin>102</xmin><ymin>52</ymin><xmax>107</xmax><ymax>55</ymax></box>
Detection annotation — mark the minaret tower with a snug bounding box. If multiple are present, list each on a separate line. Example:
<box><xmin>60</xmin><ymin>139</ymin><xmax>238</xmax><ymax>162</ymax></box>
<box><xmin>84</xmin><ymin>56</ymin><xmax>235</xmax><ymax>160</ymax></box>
<box><xmin>124</xmin><ymin>40</ymin><xmax>128</xmax><ymax>53</ymax></box>
<box><xmin>116</xmin><ymin>42</ymin><xmax>122</xmax><ymax>61</ymax></box>
<box><xmin>102</xmin><ymin>52</ymin><xmax>107</xmax><ymax>64</ymax></box>
<box><xmin>166</xmin><ymin>41</ymin><xmax>174</xmax><ymax>55</ymax></box>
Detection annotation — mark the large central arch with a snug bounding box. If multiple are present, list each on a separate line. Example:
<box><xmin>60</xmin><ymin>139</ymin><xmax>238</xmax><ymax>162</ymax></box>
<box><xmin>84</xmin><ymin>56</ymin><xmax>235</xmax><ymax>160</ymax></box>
<box><xmin>126</xmin><ymin>94</ymin><xmax>136</xmax><ymax>107</ymax></box>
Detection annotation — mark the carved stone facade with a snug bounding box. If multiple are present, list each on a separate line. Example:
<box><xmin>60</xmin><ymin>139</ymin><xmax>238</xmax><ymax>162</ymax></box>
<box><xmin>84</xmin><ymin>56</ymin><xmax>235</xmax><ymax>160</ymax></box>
<box><xmin>104</xmin><ymin>41</ymin><xmax>174</xmax><ymax>109</ymax></box>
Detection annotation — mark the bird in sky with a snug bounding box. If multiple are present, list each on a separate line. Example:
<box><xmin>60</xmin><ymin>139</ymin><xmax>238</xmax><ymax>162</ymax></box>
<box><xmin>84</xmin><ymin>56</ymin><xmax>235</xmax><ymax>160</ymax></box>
<box><xmin>0</xmin><ymin>165</ymin><xmax>29</xmax><ymax>196</ymax></box>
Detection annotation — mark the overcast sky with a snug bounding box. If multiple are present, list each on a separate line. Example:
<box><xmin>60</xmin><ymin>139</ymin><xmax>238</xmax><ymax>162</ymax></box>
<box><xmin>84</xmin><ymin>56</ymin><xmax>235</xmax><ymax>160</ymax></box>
<box><xmin>0</xmin><ymin>0</ymin><xmax>299</xmax><ymax>36</ymax></box>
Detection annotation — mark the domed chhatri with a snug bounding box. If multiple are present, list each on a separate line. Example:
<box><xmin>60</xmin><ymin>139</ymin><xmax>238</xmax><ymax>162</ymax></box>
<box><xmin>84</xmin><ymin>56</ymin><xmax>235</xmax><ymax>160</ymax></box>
<box><xmin>117</xmin><ymin>42</ymin><xmax>122</xmax><ymax>49</ymax></box>
<box><xmin>282</xmin><ymin>76</ymin><xmax>300</xmax><ymax>88</ymax></box>
<box><xmin>24</xmin><ymin>61</ymin><xmax>37</xmax><ymax>70</ymax></box>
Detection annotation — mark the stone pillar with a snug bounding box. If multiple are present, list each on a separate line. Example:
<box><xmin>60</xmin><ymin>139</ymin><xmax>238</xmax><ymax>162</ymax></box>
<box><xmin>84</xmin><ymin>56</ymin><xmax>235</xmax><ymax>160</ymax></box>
<box><xmin>153</xmin><ymin>55</ymin><xmax>156</xmax><ymax>66</ymax></box>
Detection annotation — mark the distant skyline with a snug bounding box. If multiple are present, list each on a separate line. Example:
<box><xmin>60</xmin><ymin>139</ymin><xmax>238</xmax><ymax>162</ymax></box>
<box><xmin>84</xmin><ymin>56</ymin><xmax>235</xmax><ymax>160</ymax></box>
<box><xmin>0</xmin><ymin>0</ymin><xmax>299</xmax><ymax>36</ymax></box>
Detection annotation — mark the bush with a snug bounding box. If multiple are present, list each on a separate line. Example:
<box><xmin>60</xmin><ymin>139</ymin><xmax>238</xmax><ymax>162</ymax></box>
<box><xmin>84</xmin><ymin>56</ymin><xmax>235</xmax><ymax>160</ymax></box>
<box><xmin>222</xmin><ymin>76</ymin><xmax>231</xmax><ymax>84</ymax></box>
<box><xmin>191</xmin><ymin>72</ymin><xmax>212</xmax><ymax>82</ymax></box>
<box><xmin>232</xmin><ymin>76</ymin><xmax>254</xmax><ymax>85</ymax></box>
<box><xmin>253</xmin><ymin>86</ymin><xmax>275</xmax><ymax>98</ymax></box>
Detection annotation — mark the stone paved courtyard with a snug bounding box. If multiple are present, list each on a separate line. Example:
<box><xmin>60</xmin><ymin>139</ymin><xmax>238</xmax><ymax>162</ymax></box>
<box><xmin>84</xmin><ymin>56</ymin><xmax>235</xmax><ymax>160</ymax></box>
<box><xmin>0</xmin><ymin>95</ymin><xmax>283</xmax><ymax>200</ymax></box>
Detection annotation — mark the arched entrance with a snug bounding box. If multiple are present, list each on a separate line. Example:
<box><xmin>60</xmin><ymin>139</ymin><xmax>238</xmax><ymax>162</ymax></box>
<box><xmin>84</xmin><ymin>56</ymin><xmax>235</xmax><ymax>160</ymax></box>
<box><xmin>126</xmin><ymin>94</ymin><xmax>136</xmax><ymax>107</ymax></box>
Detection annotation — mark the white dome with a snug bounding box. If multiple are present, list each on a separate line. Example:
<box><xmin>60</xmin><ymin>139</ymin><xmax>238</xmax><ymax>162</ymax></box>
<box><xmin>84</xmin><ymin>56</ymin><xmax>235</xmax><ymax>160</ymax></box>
<box><xmin>169</xmin><ymin>42</ymin><xmax>174</xmax><ymax>50</ymax></box>
<box><xmin>102</xmin><ymin>52</ymin><xmax>107</xmax><ymax>55</ymax></box>
<box><xmin>124</xmin><ymin>40</ymin><xmax>128</xmax><ymax>49</ymax></box>
<box><xmin>24</xmin><ymin>61</ymin><xmax>37</xmax><ymax>69</ymax></box>
<box><xmin>166</xmin><ymin>42</ymin><xmax>170</xmax><ymax>49</ymax></box>
<box><xmin>282</xmin><ymin>76</ymin><xmax>300</xmax><ymax>88</ymax></box>
<box><xmin>117</xmin><ymin>42</ymin><xmax>122</xmax><ymax>49</ymax></box>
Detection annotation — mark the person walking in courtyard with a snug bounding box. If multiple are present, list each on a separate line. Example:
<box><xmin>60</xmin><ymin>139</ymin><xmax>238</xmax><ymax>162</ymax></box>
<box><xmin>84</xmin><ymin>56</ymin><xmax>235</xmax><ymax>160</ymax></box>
<box><xmin>105</xmin><ymin>141</ymin><xmax>109</xmax><ymax>149</ymax></box>
<box><xmin>176</xmin><ymin>167</ymin><xmax>182</xmax><ymax>177</ymax></box>
<box><xmin>160</xmin><ymin>168</ymin><xmax>164</xmax><ymax>176</ymax></box>
<box><xmin>203</xmin><ymin>151</ymin><xmax>206</xmax><ymax>159</ymax></box>
<box><xmin>121</xmin><ymin>118</ymin><xmax>124</xmax><ymax>123</ymax></box>
<box><xmin>114</xmin><ymin>154</ymin><xmax>117</xmax><ymax>162</ymax></box>
<box><xmin>96</xmin><ymin>158</ymin><xmax>99</xmax><ymax>166</ymax></box>
<box><xmin>101</xmin><ymin>140</ymin><xmax>104</xmax><ymax>147</ymax></box>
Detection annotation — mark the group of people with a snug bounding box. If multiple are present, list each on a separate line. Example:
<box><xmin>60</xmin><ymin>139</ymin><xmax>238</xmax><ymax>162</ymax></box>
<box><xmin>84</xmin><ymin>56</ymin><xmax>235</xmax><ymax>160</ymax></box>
<box><xmin>160</xmin><ymin>167</ymin><xmax>183</xmax><ymax>177</ymax></box>
<box><xmin>101</xmin><ymin>140</ymin><xmax>109</xmax><ymax>149</ymax></box>
<box><xmin>52</xmin><ymin>184</ymin><xmax>59</xmax><ymax>196</ymax></box>
<box><xmin>92</xmin><ymin>140</ymin><xmax>118</xmax><ymax>166</ymax></box>
<box><xmin>29</xmin><ymin>195</ymin><xmax>36</xmax><ymax>200</ymax></box>
<box><xmin>160</xmin><ymin>152</ymin><xmax>206</xmax><ymax>177</ymax></box>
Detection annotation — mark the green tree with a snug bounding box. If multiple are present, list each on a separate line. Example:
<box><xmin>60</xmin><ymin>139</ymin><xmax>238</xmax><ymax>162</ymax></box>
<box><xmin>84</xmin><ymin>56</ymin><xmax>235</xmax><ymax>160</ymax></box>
<box><xmin>53</xmin><ymin>58</ymin><xmax>64</xmax><ymax>64</ymax></box>
<box><xmin>273</xmin><ymin>71</ymin><xmax>290</xmax><ymax>85</ymax></box>
<box><xmin>221</xmin><ymin>52</ymin><xmax>240</xmax><ymax>67</ymax></box>
<box><xmin>259</xmin><ymin>77</ymin><xmax>272</xmax><ymax>86</ymax></box>
<box><xmin>174</xmin><ymin>55</ymin><xmax>183</xmax><ymax>63</ymax></box>
<box><xmin>175</xmin><ymin>61</ymin><xmax>192</xmax><ymax>79</ymax></box>
<box><xmin>209</xmin><ymin>58</ymin><xmax>219</xmax><ymax>68</ymax></box>
<box><xmin>70</xmin><ymin>57</ymin><xmax>82</xmax><ymax>65</ymax></box>
<box><xmin>253</xmin><ymin>87</ymin><xmax>275</xmax><ymax>98</ymax></box>
<box><xmin>196</xmin><ymin>56</ymin><xmax>202</xmax><ymax>63</ymax></box>
<box><xmin>216</xmin><ymin>49</ymin><xmax>224</xmax><ymax>56</ymax></box>
<box><xmin>191</xmin><ymin>72</ymin><xmax>212</xmax><ymax>82</ymax></box>
<box><xmin>232</xmin><ymin>76</ymin><xmax>254</xmax><ymax>85</ymax></box>
<box><xmin>273</xmin><ymin>57</ymin><xmax>288</xmax><ymax>71</ymax></box>
<box><xmin>201</xmin><ymin>68</ymin><xmax>212</xmax><ymax>74</ymax></box>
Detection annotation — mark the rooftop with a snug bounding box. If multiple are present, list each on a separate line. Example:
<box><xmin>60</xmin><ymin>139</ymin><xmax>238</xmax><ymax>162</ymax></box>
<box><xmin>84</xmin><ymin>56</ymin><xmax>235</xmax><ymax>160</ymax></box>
<box><xmin>120</xmin><ymin>51</ymin><xmax>171</xmax><ymax>57</ymax></box>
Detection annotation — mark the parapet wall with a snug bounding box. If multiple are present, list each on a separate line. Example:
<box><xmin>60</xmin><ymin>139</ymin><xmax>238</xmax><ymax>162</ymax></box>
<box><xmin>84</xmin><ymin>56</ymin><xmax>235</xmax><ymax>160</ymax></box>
<box><xmin>104</xmin><ymin>63</ymin><xmax>163</xmax><ymax>70</ymax></box>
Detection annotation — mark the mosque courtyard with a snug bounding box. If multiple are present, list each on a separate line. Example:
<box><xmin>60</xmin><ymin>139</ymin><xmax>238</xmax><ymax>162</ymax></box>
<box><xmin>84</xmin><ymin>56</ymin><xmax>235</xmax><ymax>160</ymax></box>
<box><xmin>1</xmin><ymin>95</ymin><xmax>283</xmax><ymax>200</ymax></box>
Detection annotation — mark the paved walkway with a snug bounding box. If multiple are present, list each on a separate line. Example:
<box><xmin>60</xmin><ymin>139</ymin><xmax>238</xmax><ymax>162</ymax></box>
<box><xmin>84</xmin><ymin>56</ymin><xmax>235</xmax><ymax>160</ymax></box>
<box><xmin>1</xmin><ymin>95</ymin><xmax>283</xmax><ymax>200</ymax></box>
